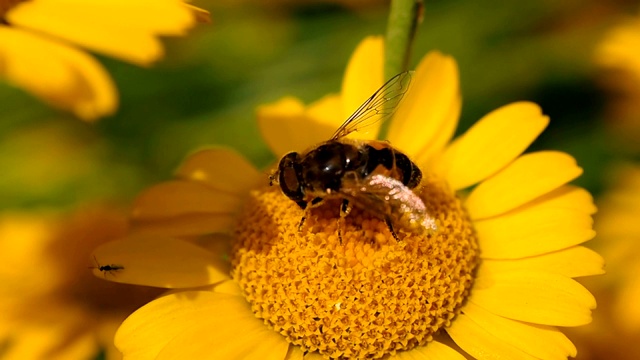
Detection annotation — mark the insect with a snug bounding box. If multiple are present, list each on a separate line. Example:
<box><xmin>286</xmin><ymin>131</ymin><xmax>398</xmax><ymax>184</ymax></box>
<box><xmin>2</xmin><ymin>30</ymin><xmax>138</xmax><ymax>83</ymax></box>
<box><xmin>89</xmin><ymin>256</ymin><xmax>124</xmax><ymax>277</ymax></box>
<box><xmin>269</xmin><ymin>71</ymin><xmax>438</xmax><ymax>241</ymax></box>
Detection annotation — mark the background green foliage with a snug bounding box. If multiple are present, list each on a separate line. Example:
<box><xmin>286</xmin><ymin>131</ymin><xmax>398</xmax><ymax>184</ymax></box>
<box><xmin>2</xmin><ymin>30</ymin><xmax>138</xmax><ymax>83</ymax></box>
<box><xmin>0</xmin><ymin>0</ymin><xmax>635</xmax><ymax>210</ymax></box>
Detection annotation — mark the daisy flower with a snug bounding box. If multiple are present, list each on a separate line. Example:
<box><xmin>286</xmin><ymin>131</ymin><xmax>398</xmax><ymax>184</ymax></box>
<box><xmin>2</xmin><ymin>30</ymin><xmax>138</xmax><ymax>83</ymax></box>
<box><xmin>96</xmin><ymin>36</ymin><xmax>603</xmax><ymax>359</ymax></box>
<box><xmin>0</xmin><ymin>205</ymin><xmax>161</xmax><ymax>359</ymax></box>
<box><xmin>0</xmin><ymin>0</ymin><xmax>208</xmax><ymax>121</ymax></box>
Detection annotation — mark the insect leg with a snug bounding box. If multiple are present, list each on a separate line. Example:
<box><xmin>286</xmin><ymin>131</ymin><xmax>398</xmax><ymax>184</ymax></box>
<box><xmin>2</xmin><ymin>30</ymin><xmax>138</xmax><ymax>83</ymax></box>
<box><xmin>337</xmin><ymin>199</ymin><xmax>352</xmax><ymax>244</ymax></box>
<box><xmin>89</xmin><ymin>256</ymin><xmax>107</xmax><ymax>278</ymax></box>
<box><xmin>385</xmin><ymin>217</ymin><xmax>399</xmax><ymax>241</ymax></box>
<box><xmin>297</xmin><ymin>200</ymin><xmax>309</xmax><ymax>233</ymax></box>
<box><xmin>298</xmin><ymin>198</ymin><xmax>326</xmax><ymax>233</ymax></box>
<box><xmin>298</xmin><ymin>215</ymin><xmax>307</xmax><ymax>233</ymax></box>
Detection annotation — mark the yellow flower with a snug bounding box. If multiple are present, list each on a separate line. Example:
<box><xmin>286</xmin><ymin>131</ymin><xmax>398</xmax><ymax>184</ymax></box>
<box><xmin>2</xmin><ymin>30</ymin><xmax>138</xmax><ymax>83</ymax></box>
<box><xmin>0</xmin><ymin>206</ymin><xmax>161</xmax><ymax>359</ymax></box>
<box><xmin>595</xmin><ymin>15</ymin><xmax>640</xmax><ymax>148</ymax></box>
<box><xmin>0</xmin><ymin>0</ymin><xmax>207</xmax><ymax>121</ymax></box>
<box><xmin>565</xmin><ymin>165</ymin><xmax>640</xmax><ymax>360</ymax></box>
<box><xmin>96</xmin><ymin>36</ymin><xmax>603</xmax><ymax>359</ymax></box>
<box><xmin>596</xmin><ymin>16</ymin><xmax>640</xmax><ymax>80</ymax></box>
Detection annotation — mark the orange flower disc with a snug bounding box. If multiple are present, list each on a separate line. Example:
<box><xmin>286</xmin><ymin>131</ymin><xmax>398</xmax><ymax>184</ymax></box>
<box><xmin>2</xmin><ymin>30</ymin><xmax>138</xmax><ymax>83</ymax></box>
<box><xmin>232</xmin><ymin>176</ymin><xmax>480</xmax><ymax>359</ymax></box>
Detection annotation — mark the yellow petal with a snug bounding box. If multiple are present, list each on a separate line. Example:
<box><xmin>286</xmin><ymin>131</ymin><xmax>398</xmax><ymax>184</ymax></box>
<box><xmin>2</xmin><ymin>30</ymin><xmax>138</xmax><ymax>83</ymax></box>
<box><xmin>131</xmin><ymin>180</ymin><xmax>242</xmax><ymax>220</ymax></box>
<box><xmin>0</xmin><ymin>213</ymin><xmax>65</xmax><ymax>297</ymax></box>
<box><xmin>615</xmin><ymin>262</ymin><xmax>640</xmax><ymax>332</ymax></box>
<box><xmin>131</xmin><ymin>213</ymin><xmax>235</xmax><ymax>237</ymax></box>
<box><xmin>393</xmin><ymin>340</ymin><xmax>467</xmax><ymax>360</ymax></box>
<box><xmin>8</xmin><ymin>0</ymin><xmax>196</xmax><ymax>65</ymax></box>
<box><xmin>475</xmin><ymin>204</ymin><xmax>595</xmax><ymax>259</ymax></box>
<box><xmin>418</xmin><ymin>95</ymin><xmax>462</xmax><ymax>169</ymax></box>
<box><xmin>257</xmin><ymin>96</ymin><xmax>336</xmax><ymax>158</ymax></box>
<box><xmin>175</xmin><ymin>147</ymin><xmax>263</xmax><ymax>195</ymax></box>
<box><xmin>474</xmin><ymin>185</ymin><xmax>596</xmax><ymax>260</ymax></box>
<box><xmin>1</xmin><ymin>304</ymin><xmax>95</xmax><ymax>357</ymax></box>
<box><xmin>306</xmin><ymin>93</ymin><xmax>344</xmax><ymax>130</ymax></box>
<box><xmin>126</xmin><ymin>287</ymin><xmax>288</xmax><ymax>360</ymax></box>
<box><xmin>2</xmin><ymin>321</ymin><xmax>97</xmax><ymax>360</ymax></box>
<box><xmin>482</xmin><ymin>246</ymin><xmax>604</xmax><ymax>278</ymax></box>
<box><xmin>465</xmin><ymin>151</ymin><xmax>583</xmax><ymax>219</ymax></box>
<box><xmin>303</xmin><ymin>352</ymin><xmax>325</xmax><ymax>360</ymax></box>
<box><xmin>186</xmin><ymin>4</ymin><xmax>211</xmax><ymax>24</ymax></box>
<box><xmin>96</xmin><ymin>318</ymin><xmax>123</xmax><ymax>360</ymax></box>
<box><xmin>0</xmin><ymin>28</ymin><xmax>117</xmax><ymax>121</ymax></box>
<box><xmin>523</xmin><ymin>185</ymin><xmax>597</xmax><ymax>215</ymax></box>
<box><xmin>388</xmin><ymin>51</ymin><xmax>461</xmax><ymax>161</ymax></box>
<box><xmin>213</xmin><ymin>279</ymin><xmax>245</xmax><ymax>296</ymax></box>
<box><xmin>116</xmin><ymin>291</ymin><xmax>239</xmax><ymax>360</ymax></box>
<box><xmin>471</xmin><ymin>270</ymin><xmax>596</xmax><ymax>326</ymax></box>
<box><xmin>435</xmin><ymin>102</ymin><xmax>549</xmax><ymax>190</ymax></box>
<box><xmin>462</xmin><ymin>302</ymin><xmax>577</xmax><ymax>359</ymax></box>
<box><xmin>92</xmin><ymin>235</ymin><xmax>230</xmax><ymax>288</ymax></box>
<box><xmin>595</xmin><ymin>20</ymin><xmax>640</xmax><ymax>77</ymax></box>
<box><xmin>153</xmin><ymin>294</ymin><xmax>289</xmax><ymax>360</ymax></box>
<box><xmin>447</xmin><ymin>313</ymin><xmax>538</xmax><ymax>360</ymax></box>
<box><xmin>341</xmin><ymin>36</ymin><xmax>384</xmax><ymax>135</ymax></box>
<box><xmin>286</xmin><ymin>346</ymin><xmax>304</xmax><ymax>360</ymax></box>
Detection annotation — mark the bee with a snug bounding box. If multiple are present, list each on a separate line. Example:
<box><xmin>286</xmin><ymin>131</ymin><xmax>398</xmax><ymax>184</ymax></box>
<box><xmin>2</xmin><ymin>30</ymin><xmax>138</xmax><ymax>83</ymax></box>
<box><xmin>269</xmin><ymin>71</ymin><xmax>437</xmax><ymax>240</ymax></box>
<box><xmin>89</xmin><ymin>256</ymin><xmax>124</xmax><ymax>278</ymax></box>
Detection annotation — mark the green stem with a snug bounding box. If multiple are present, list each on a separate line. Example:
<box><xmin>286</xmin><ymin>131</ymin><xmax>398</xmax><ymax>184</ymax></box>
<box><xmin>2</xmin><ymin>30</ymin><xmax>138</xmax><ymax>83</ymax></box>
<box><xmin>384</xmin><ymin>0</ymin><xmax>422</xmax><ymax>80</ymax></box>
<box><xmin>380</xmin><ymin>0</ymin><xmax>423</xmax><ymax>139</ymax></box>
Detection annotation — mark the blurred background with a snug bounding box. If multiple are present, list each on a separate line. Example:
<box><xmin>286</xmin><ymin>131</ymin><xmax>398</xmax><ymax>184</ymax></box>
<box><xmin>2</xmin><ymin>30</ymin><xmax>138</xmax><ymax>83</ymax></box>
<box><xmin>1</xmin><ymin>0</ymin><xmax>639</xmax><ymax>358</ymax></box>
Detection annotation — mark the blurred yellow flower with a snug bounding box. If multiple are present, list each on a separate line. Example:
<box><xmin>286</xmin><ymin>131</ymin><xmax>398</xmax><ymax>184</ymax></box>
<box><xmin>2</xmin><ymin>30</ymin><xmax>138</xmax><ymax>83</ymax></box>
<box><xmin>96</xmin><ymin>37</ymin><xmax>603</xmax><ymax>359</ymax></box>
<box><xmin>0</xmin><ymin>205</ymin><xmax>160</xmax><ymax>359</ymax></box>
<box><xmin>595</xmin><ymin>15</ymin><xmax>640</xmax><ymax>148</ymax></box>
<box><xmin>567</xmin><ymin>165</ymin><xmax>640</xmax><ymax>360</ymax></box>
<box><xmin>0</xmin><ymin>0</ymin><xmax>207</xmax><ymax>121</ymax></box>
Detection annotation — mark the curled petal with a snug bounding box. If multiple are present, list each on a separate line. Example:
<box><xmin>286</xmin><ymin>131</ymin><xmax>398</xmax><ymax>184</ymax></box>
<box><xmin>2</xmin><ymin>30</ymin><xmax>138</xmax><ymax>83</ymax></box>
<box><xmin>257</xmin><ymin>97</ymin><xmax>336</xmax><ymax>158</ymax></box>
<box><xmin>92</xmin><ymin>235</ymin><xmax>230</xmax><ymax>288</ymax></box>
<box><xmin>8</xmin><ymin>0</ymin><xmax>198</xmax><ymax>65</ymax></box>
<box><xmin>175</xmin><ymin>147</ymin><xmax>263</xmax><ymax>195</ymax></box>
<box><xmin>0</xmin><ymin>28</ymin><xmax>116</xmax><ymax>121</ymax></box>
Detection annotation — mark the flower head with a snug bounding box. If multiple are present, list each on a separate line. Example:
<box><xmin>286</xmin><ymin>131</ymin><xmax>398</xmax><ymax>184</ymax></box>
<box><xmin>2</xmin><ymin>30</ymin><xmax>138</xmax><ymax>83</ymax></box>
<box><xmin>0</xmin><ymin>205</ymin><xmax>161</xmax><ymax>359</ymax></box>
<box><xmin>98</xmin><ymin>36</ymin><xmax>603</xmax><ymax>359</ymax></box>
<box><xmin>0</xmin><ymin>0</ymin><xmax>208</xmax><ymax>121</ymax></box>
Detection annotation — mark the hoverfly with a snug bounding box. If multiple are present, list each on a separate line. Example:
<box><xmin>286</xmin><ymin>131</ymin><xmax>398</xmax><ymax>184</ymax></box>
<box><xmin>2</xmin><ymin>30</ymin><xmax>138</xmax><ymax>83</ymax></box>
<box><xmin>269</xmin><ymin>71</ymin><xmax>437</xmax><ymax>240</ymax></box>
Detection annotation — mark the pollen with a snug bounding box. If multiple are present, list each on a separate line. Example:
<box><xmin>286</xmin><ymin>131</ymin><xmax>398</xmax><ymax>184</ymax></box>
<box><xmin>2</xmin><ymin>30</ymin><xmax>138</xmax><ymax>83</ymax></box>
<box><xmin>232</xmin><ymin>176</ymin><xmax>480</xmax><ymax>359</ymax></box>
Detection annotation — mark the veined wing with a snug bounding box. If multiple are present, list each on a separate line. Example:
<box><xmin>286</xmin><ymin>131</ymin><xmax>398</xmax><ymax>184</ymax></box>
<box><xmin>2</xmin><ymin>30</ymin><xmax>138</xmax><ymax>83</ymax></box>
<box><xmin>331</xmin><ymin>71</ymin><xmax>413</xmax><ymax>140</ymax></box>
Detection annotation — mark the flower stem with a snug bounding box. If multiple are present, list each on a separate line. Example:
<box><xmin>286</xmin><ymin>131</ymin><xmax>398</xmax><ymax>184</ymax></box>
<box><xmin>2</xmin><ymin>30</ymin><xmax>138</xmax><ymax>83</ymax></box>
<box><xmin>380</xmin><ymin>0</ymin><xmax>423</xmax><ymax>139</ymax></box>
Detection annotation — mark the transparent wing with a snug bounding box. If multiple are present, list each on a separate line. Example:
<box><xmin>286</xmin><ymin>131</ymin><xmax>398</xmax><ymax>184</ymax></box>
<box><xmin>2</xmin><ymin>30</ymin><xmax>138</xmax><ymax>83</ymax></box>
<box><xmin>339</xmin><ymin>173</ymin><xmax>436</xmax><ymax>233</ymax></box>
<box><xmin>331</xmin><ymin>71</ymin><xmax>413</xmax><ymax>140</ymax></box>
<box><xmin>338</xmin><ymin>175</ymin><xmax>394</xmax><ymax>216</ymax></box>
<box><xmin>339</xmin><ymin>173</ymin><xmax>424</xmax><ymax>215</ymax></box>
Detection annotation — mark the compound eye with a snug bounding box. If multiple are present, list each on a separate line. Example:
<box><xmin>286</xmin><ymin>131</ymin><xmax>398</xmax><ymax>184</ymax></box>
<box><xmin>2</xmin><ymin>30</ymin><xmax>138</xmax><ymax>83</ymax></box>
<box><xmin>281</xmin><ymin>166</ymin><xmax>300</xmax><ymax>194</ymax></box>
<box><xmin>278</xmin><ymin>152</ymin><xmax>304</xmax><ymax>201</ymax></box>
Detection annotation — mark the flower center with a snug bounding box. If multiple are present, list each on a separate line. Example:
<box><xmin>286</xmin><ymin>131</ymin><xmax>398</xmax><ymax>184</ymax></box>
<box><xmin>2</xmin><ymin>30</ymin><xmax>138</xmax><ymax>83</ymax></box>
<box><xmin>0</xmin><ymin>0</ymin><xmax>24</xmax><ymax>20</ymax></box>
<box><xmin>232</xmin><ymin>175</ymin><xmax>479</xmax><ymax>359</ymax></box>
